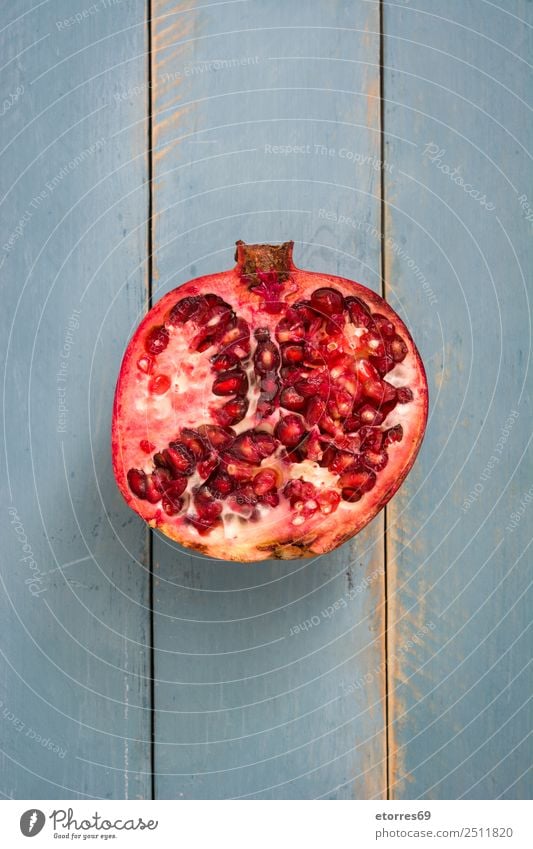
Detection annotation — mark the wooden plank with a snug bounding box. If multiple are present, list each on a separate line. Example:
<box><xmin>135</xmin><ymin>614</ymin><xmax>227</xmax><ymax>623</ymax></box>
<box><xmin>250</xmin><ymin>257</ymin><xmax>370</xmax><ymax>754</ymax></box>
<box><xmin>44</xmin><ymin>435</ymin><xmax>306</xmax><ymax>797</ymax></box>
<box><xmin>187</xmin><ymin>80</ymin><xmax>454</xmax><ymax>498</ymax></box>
<box><xmin>383</xmin><ymin>0</ymin><xmax>533</xmax><ymax>799</ymax></box>
<box><xmin>0</xmin><ymin>1</ymin><xmax>151</xmax><ymax>798</ymax></box>
<box><xmin>151</xmin><ymin>0</ymin><xmax>387</xmax><ymax>798</ymax></box>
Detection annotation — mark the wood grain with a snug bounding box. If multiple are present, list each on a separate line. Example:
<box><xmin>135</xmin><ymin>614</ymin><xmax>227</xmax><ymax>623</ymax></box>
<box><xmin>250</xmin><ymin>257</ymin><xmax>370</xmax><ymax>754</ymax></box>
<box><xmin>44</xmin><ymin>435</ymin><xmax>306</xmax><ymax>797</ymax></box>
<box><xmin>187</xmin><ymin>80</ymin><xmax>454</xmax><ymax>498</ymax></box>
<box><xmin>150</xmin><ymin>0</ymin><xmax>387</xmax><ymax>799</ymax></box>
<box><xmin>0</xmin><ymin>0</ymin><xmax>151</xmax><ymax>798</ymax></box>
<box><xmin>383</xmin><ymin>0</ymin><xmax>533</xmax><ymax>799</ymax></box>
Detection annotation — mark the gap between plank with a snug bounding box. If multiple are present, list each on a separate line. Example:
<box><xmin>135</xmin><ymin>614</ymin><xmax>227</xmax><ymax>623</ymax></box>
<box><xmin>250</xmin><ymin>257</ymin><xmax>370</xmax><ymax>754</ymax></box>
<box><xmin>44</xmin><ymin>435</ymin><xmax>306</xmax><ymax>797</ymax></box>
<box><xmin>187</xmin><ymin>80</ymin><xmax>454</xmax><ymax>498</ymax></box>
<box><xmin>379</xmin><ymin>0</ymin><xmax>391</xmax><ymax>802</ymax></box>
<box><xmin>147</xmin><ymin>0</ymin><xmax>156</xmax><ymax>802</ymax></box>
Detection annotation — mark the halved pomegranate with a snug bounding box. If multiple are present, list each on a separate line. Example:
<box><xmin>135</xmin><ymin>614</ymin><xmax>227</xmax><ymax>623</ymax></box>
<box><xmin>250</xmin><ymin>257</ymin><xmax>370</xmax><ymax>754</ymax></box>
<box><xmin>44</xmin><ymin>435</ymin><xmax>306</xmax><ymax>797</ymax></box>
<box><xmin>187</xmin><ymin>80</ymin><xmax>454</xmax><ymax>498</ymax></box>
<box><xmin>112</xmin><ymin>241</ymin><xmax>427</xmax><ymax>561</ymax></box>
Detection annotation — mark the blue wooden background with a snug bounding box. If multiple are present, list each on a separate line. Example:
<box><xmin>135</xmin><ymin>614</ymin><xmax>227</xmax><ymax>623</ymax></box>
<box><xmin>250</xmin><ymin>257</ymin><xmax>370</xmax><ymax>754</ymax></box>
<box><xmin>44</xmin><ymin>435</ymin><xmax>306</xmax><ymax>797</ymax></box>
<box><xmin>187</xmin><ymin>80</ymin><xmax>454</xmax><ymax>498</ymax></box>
<box><xmin>1</xmin><ymin>0</ymin><xmax>531</xmax><ymax>799</ymax></box>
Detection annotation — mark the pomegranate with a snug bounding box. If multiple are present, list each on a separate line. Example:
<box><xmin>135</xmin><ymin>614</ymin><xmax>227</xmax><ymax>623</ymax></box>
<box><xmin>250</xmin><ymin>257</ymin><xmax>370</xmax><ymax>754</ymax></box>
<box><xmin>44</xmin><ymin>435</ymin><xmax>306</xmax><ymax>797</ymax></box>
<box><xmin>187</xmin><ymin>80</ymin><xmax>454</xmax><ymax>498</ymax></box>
<box><xmin>112</xmin><ymin>241</ymin><xmax>427</xmax><ymax>561</ymax></box>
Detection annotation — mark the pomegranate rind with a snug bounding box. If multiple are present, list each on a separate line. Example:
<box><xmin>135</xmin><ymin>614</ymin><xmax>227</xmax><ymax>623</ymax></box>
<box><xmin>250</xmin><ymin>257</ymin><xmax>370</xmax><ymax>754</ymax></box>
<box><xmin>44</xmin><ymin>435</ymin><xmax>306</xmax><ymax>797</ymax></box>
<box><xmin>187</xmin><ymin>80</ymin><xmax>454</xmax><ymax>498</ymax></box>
<box><xmin>112</xmin><ymin>257</ymin><xmax>427</xmax><ymax>562</ymax></box>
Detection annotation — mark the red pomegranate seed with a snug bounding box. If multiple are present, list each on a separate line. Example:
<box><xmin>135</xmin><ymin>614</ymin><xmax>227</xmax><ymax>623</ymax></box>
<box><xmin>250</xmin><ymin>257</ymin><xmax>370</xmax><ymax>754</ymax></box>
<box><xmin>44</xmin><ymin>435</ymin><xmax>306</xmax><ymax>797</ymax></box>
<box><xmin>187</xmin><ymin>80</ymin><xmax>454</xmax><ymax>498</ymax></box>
<box><xmin>304</xmin><ymin>430</ymin><xmax>323</xmax><ymax>461</ymax></box>
<box><xmin>363</xmin><ymin>331</ymin><xmax>386</xmax><ymax>357</ymax></box>
<box><xmin>163</xmin><ymin>476</ymin><xmax>188</xmax><ymax>498</ymax></box>
<box><xmin>363</xmin><ymin>450</ymin><xmax>389</xmax><ymax>471</ymax></box>
<box><xmin>389</xmin><ymin>335</ymin><xmax>408</xmax><ymax>362</ymax></box>
<box><xmin>344</xmin><ymin>415</ymin><xmax>361</xmax><ymax>433</ymax></box>
<box><xmin>397</xmin><ymin>387</ymin><xmax>413</xmax><ymax>403</ymax></box>
<box><xmin>359</xmin><ymin>404</ymin><xmax>385</xmax><ymax>426</ymax></box>
<box><xmin>163</xmin><ymin>443</ymin><xmax>195</xmax><ymax>476</ymax></box>
<box><xmin>145</xmin><ymin>474</ymin><xmax>163</xmax><ymax>503</ymax></box>
<box><xmin>230</xmin><ymin>484</ymin><xmax>258</xmax><ymax>511</ymax></box>
<box><xmin>371</xmin><ymin>355</ymin><xmax>395</xmax><ymax>375</ymax></box>
<box><xmin>127</xmin><ymin>468</ymin><xmax>147</xmax><ymax>499</ymax></box>
<box><xmin>205</xmin><ymin>302</ymin><xmax>234</xmax><ymax>329</ymax></box>
<box><xmin>197</xmin><ymin>424</ymin><xmax>236</xmax><ymax>450</ymax></box>
<box><xmin>231</xmin><ymin>432</ymin><xmax>262</xmax><ymax>463</ymax></box>
<box><xmin>153</xmin><ymin>452</ymin><xmax>168</xmax><ymax>468</ymax></box>
<box><xmin>140</xmin><ymin>439</ymin><xmax>155</xmax><ymax>453</ymax></box>
<box><xmin>221</xmin><ymin>453</ymin><xmax>255</xmax><ymax>481</ymax></box>
<box><xmin>211</xmin><ymin>351</ymin><xmax>239</xmax><ymax>372</ymax></box>
<box><xmin>145</xmin><ymin>325</ymin><xmax>169</xmax><ymax>355</ymax></box>
<box><xmin>207</xmin><ymin>471</ymin><xmax>235</xmax><ymax>498</ymax></box>
<box><xmin>168</xmin><ymin>296</ymin><xmax>203</xmax><ymax>324</ymax></box>
<box><xmin>310</xmin><ymin>287</ymin><xmax>345</xmax><ymax>316</ymax></box>
<box><xmin>281</xmin><ymin>343</ymin><xmax>305</xmax><ymax>365</ymax></box>
<box><xmin>364</xmin><ymin>378</ymin><xmax>396</xmax><ymax>405</ymax></box>
<box><xmin>254</xmin><ymin>431</ymin><xmax>277</xmax><ymax>458</ymax></box>
<box><xmin>305</xmin><ymin>397</ymin><xmax>326</xmax><ymax>427</ymax></box>
<box><xmin>252</xmin><ymin>468</ymin><xmax>278</xmax><ymax>495</ymax></box>
<box><xmin>372</xmin><ymin>313</ymin><xmax>396</xmax><ymax>338</ymax></box>
<box><xmin>287</xmin><ymin>476</ymin><xmax>309</xmax><ymax>500</ymax></box>
<box><xmin>253</xmin><ymin>338</ymin><xmax>281</xmax><ymax>374</ymax></box>
<box><xmin>328</xmin><ymin>450</ymin><xmax>359</xmax><ymax>475</ymax></box>
<box><xmin>151</xmin><ymin>467</ymin><xmax>171</xmax><ymax>492</ymax></box>
<box><xmin>318</xmin><ymin>413</ymin><xmax>341</xmax><ymax>437</ymax></box>
<box><xmin>137</xmin><ymin>355</ymin><xmax>154</xmax><ymax>374</ymax></box>
<box><xmin>347</xmin><ymin>381</ymin><xmax>364</xmax><ymax>408</ymax></box>
<box><xmin>222</xmin><ymin>318</ymin><xmax>251</xmax><ymax>359</ymax></box>
<box><xmin>259</xmin><ymin>490</ymin><xmax>280</xmax><ymax>508</ymax></box>
<box><xmin>296</xmin><ymin>372</ymin><xmax>331</xmax><ymax>399</ymax></box>
<box><xmin>214</xmin><ymin>397</ymin><xmax>248</xmax><ymax>426</ymax></box>
<box><xmin>327</xmin><ymin>387</ymin><xmax>354</xmax><ymax>419</ymax></box>
<box><xmin>194</xmin><ymin>487</ymin><xmax>223</xmax><ymax>518</ymax></box>
<box><xmin>186</xmin><ymin>514</ymin><xmax>222</xmax><ymax>535</ymax></box>
<box><xmin>197</xmin><ymin>454</ymin><xmax>219</xmax><ymax>479</ymax></box>
<box><xmin>275</xmin><ymin>315</ymin><xmax>305</xmax><ymax>343</ymax></box>
<box><xmin>280</xmin><ymin>385</ymin><xmax>306</xmax><ymax>412</ymax></box>
<box><xmin>179</xmin><ymin>428</ymin><xmax>208</xmax><ymax>459</ymax></box>
<box><xmin>340</xmin><ymin>469</ymin><xmax>376</xmax><ymax>501</ymax></box>
<box><xmin>162</xmin><ymin>495</ymin><xmax>183</xmax><ymax>515</ymax></box>
<box><xmin>383</xmin><ymin>425</ymin><xmax>403</xmax><ymax>446</ymax></box>
<box><xmin>258</xmin><ymin>373</ymin><xmax>280</xmax><ymax>401</ymax></box>
<box><xmin>149</xmin><ymin>374</ymin><xmax>171</xmax><ymax>395</ymax></box>
<box><xmin>346</xmin><ymin>296</ymin><xmax>372</xmax><ymax>327</ymax></box>
<box><xmin>355</xmin><ymin>359</ymin><xmax>380</xmax><ymax>383</ymax></box>
<box><xmin>317</xmin><ymin>490</ymin><xmax>340</xmax><ymax>514</ymax></box>
<box><xmin>274</xmin><ymin>414</ymin><xmax>306</xmax><ymax>448</ymax></box>
<box><xmin>359</xmin><ymin>426</ymin><xmax>384</xmax><ymax>451</ymax></box>
<box><xmin>212</xmin><ymin>369</ymin><xmax>248</xmax><ymax>396</ymax></box>
<box><xmin>339</xmin><ymin>469</ymin><xmax>376</xmax><ymax>491</ymax></box>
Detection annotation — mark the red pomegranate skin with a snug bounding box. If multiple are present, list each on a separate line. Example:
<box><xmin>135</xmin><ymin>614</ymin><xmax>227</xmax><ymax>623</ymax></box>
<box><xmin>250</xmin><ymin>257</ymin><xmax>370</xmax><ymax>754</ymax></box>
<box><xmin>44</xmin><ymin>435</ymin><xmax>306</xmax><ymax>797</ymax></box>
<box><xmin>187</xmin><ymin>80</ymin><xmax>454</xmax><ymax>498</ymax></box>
<box><xmin>112</xmin><ymin>242</ymin><xmax>428</xmax><ymax>561</ymax></box>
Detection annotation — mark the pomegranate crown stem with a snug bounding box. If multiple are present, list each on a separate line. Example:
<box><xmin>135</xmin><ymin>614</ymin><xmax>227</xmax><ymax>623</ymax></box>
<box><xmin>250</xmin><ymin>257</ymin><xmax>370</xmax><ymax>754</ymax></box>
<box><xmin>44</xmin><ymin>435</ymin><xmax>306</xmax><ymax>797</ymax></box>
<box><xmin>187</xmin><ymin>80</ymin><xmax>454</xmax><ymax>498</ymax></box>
<box><xmin>235</xmin><ymin>240</ymin><xmax>295</xmax><ymax>281</ymax></box>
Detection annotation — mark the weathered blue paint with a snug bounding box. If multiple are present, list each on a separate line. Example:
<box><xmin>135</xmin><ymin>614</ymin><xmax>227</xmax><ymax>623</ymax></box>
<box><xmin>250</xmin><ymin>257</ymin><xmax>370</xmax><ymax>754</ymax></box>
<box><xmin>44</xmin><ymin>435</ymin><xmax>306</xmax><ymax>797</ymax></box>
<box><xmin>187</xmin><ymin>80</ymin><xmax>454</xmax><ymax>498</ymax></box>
<box><xmin>383</xmin><ymin>0</ymin><xmax>533</xmax><ymax>799</ymax></box>
<box><xmin>0</xmin><ymin>0</ymin><xmax>151</xmax><ymax>798</ymax></box>
<box><xmin>151</xmin><ymin>0</ymin><xmax>387</xmax><ymax>799</ymax></box>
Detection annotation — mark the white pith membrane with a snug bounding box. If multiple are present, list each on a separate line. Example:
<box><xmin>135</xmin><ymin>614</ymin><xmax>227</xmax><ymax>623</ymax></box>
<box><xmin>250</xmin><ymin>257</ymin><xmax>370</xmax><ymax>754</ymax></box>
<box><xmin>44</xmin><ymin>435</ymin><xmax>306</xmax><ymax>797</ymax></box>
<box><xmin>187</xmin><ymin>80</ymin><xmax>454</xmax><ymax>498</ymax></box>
<box><xmin>112</xmin><ymin>259</ymin><xmax>427</xmax><ymax>561</ymax></box>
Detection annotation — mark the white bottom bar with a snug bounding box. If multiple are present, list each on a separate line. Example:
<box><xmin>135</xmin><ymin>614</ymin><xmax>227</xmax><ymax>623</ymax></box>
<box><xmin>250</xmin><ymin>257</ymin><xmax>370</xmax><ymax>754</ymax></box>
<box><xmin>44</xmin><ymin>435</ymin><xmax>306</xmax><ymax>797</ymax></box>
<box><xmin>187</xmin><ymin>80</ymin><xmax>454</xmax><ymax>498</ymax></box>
<box><xmin>3</xmin><ymin>799</ymin><xmax>532</xmax><ymax>848</ymax></box>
